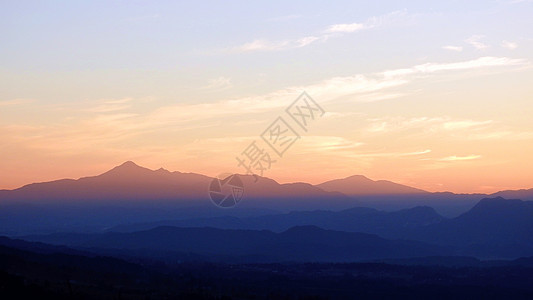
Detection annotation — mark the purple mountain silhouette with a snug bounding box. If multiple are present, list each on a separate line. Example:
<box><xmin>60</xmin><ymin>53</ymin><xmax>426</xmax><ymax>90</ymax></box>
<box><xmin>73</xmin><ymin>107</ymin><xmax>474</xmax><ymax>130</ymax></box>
<box><xmin>0</xmin><ymin>161</ymin><xmax>350</xmax><ymax>209</ymax></box>
<box><xmin>318</xmin><ymin>175</ymin><xmax>428</xmax><ymax>195</ymax></box>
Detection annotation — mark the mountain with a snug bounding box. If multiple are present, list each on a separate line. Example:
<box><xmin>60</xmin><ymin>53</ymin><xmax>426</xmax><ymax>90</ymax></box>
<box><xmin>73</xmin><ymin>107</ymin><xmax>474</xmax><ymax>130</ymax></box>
<box><xmin>105</xmin><ymin>197</ymin><xmax>533</xmax><ymax>259</ymax></box>
<box><xmin>0</xmin><ymin>161</ymin><xmax>212</xmax><ymax>203</ymax></box>
<box><xmin>22</xmin><ymin>225</ymin><xmax>450</xmax><ymax>262</ymax></box>
<box><xmin>109</xmin><ymin>205</ymin><xmax>446</xmax><ymax>239</ymax></box>
<box><xmin>318</xmin><ymin>175</ymin><xmax>428</xmax><ymax>195</ymax></box>
<box><xmin>2</xmin><ymin>237</ymin><xmax>533</xmax><ymax>299</ymax></box>
<box><xmin>0</xmin><ymin>161</ymin><xmax>355</xmax><ymax>235</ymax></box>
<box><xmin>0</xmin><ymin>161</ymin><xmax>351</xmax><ymax>208</ymax></box>
<box><xmin>491</xmin><ymin>188</ymin><xmax>533</xmax><ymax>201</ymax></box>
<box><xmin>1</xmin><ymin>161</ymin><xmax>530</xmax><ymax>236</ymax></box>
<box><xmin>406</xmin><ymin>197</ymin><xmax>533</xmax><ymax>258</ymax></box>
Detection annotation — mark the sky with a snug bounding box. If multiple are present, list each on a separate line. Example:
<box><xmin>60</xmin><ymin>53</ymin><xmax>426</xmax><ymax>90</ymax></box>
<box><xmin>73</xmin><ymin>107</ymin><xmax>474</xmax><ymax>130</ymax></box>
<box><xmin>1</xmin><ymin>0</ymin><xmax>533</xmax><ymax>193</ymax></box>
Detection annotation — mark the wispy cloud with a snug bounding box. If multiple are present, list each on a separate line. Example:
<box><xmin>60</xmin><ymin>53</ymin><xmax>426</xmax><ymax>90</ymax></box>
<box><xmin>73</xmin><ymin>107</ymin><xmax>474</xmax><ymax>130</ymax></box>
<box><xmin>324</xmin><ymin>23</ymin><xmax>366</xmax><ymax>33</ymax></box>
<box><xmin>204</xmin><ymin>77</ymin><xmax>233</xmax><ymax>90</ymax></box>
<box><xmin>135</xmin><ymin>56</ymin><xmax>527</xmax><ymax>126</ymax></box>
<box><xmin>382</xmin><ymin>56</ymin><xmax>524</xmax><ymax>77</ymax></box>
<box><xmin>442</xmin><ymin>120</ymin><xmax>493</xmax><ymax>130</ymax></box>
<box><xmin>3</xmin><ymin>56</ymin><xmax>528</xmax><ymax>158</ymax></box>
<box><xmin>437</xmin><ymin>155</ymin><xmax>482</xmax><ymax>161</ymax></box>
<box><xmin>501</xmin><ymin>40</ymin><xmax>518</xmax><ymax>50</ymax></box>
<box><xmin>466</xmin><ymin>35</ymin><xmax>489</xmax><ymax>50</ymax></box>
<box><xmin>366</xmin><ymin>117</ymin><xmax>495</xmax><ymax>135</ymax></box>
<box><xmin>443</xmin><ymin>45</ymin><xmax>463</xmax><ymax>52</ymax></box>
<box><xmin>231</xmin><ymin>10</ymin><xmax>406</xmax><ymax>53</ymax></box>
<box><xmin>85</xmin><ymin>98</ymin><xmax>134</xmax><ymax>113</ymax></box>
<box><xmin>298</xmin><ymin>136</ymin><xmax>364</xmax><ymax>153</ymax></box>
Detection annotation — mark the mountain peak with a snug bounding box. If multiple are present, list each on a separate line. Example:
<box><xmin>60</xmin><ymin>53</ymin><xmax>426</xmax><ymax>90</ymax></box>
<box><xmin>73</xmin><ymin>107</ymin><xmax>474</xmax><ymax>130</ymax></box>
<box><xmin>472</xmin><ymin>197</ymin><xmax>524</xmax><ymax>209</ymax></box>
<box><xmin>99</xmin><ymin>161</ymin><xmax>154</xmax><ymax>177</ymax></box>
<box><xmin>120</xmin><ymin>161</ymin><xmax>140</xmax><ymax>168</ymax></box>
<box><xmin>345</xmin><ymin>175</ymin><xmax>373</xmax><ymax>182</ymax></box>
<box><xmin>459</xmin><ymin>197</ymin><xmax>533</xmax><ymax>221</ymax></box>
<box><xmin>318</xmin><ymin>175</ymin><xmax>427</xmax><ymax>195</ymax></box>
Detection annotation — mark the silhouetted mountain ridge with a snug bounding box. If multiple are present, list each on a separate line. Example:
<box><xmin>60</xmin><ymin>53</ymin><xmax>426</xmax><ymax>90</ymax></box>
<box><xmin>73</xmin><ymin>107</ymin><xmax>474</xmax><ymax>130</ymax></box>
<box><xmin>109</xmin><ymin>205</ymin><xmax>446</xmax><ymax>240</ymax></box>
<box><xmin>22</xmin><ymin>225</ymin><xmax>450</xmax><ymax>262</ymax></box>
<box><xmin>318</xmin><ymin>174</ymin><xmax>428</xmax><ymax>195</ymax></box>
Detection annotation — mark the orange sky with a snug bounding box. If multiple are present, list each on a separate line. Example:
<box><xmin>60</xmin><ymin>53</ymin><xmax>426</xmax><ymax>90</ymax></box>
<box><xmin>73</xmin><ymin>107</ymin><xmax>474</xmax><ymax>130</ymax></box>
<box><xmin>1</xmin><ymin>1</ymin><xmax>533</xmax><ymax>193</ymax></box>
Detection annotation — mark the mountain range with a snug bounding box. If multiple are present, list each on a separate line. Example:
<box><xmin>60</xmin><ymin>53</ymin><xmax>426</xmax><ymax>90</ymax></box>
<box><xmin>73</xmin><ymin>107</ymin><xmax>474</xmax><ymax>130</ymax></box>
<box><xmin>21</xmin><ymin>197</ymin><xmax>533</xmax><ymax>260</ymax></box>
<box><xmin>1</xmin><ymin>161</ymin><xmax>532</xmax><ymax>236</ymax></box>
<box><xmin>21</xmin><ymin>225</ymin><xmax>451</xmax><ymax>263</ymax></box>
<box><xmin>2</xmin><ymin>160</ymin><xmax>529</xmax><ymax>207</ymax></box>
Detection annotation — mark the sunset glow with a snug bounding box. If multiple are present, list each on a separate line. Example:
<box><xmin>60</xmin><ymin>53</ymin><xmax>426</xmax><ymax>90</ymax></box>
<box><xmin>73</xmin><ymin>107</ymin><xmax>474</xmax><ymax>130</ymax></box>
<box><xmin>1</xmin><ymin>1</ymin><xmax>532</xmax><ymax>193</ymax></box>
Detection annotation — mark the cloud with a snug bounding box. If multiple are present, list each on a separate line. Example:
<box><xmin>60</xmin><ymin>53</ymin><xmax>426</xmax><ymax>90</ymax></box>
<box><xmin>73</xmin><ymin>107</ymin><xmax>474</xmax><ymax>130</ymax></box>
<box><xmin>4</xmin><ymin>56</ymin><xmax>527</xmax><ymax>158</ymax></box>
<box><xmin>86</xmin><ymin>98</ymin><xmax>134</xmax><ymax>113</ymax></box>
<box><xmin>382</xmin><ymin>56</ymin><xmax>524</xmax><ymax>77</ymax></box>
<box><xmin>365</xmin><ymin>115</ymin><xmax>533</xmax><ymax>142</ymax></box>
<box><xmin>501</xmin><ymin>40</ymin><xmax>518</xmax><ymax>50</ymax></box>
<box><xmin>442</xmin><ymin>120</ymin><xmax>493</xmax><ymax>130</ymax></box>
<box><xmin>233</xmin><ymin>36</ymin><xmax>327</xmax><ymax>52</ymax></box>
<box><xmin>296</xmin><ymin>36</ymin><xmax>321</xmax><ymax>47</ymax></box>
<box><xmin>437</xmin><ymin>155</ymin><xmax>482</xmax><ymax>161</ymax></box>
<box><xmin>403</xmin><ymin>149</ymin><xmax>432</xmax><ymax>156</ymax></box>
<box><xmin>204</xmin><ymin>77</ymin><xmax>233</xmax><ymax>90</ymax></box>
<box><xmin>231</xmin><ymin>10</ymin><xmax>406</xmax><ymax>53</ymax></box>
<box><xmin>150</xmin><ymin>56</ymin><xmax>525</xmax><ymax>125</ymax></box>
<box><xmin>325</xmin><ymin>23</ymin><xmax>366</xmax><ymax>33</ymax></box>
<box><xmin>443</xmin><ymin>45</ymin><xmax>463</xmax><ymax>52</ymax></box>
<box><xmin>466</xmin><ymin>130</ymin><xmax>533</xmax><ymax>140</ymax></box>
<box><xmin>298</xmin><ymin>136</ymin><xmax>364</xmax><ymax>153</ymax></box>
<box><xmin>235</xmin><ymin>39</ymin><xmax>292</xmax><ymax>52</ymax></box>
<box><xmin>366</xmin><ymin>117</ymin><xmax>495</xmax><ymax>134</ymax></box>
<box><xmin>466</xmin><ymin>35</ymin><xmax>489</xmax><ymax>50</ymax></box>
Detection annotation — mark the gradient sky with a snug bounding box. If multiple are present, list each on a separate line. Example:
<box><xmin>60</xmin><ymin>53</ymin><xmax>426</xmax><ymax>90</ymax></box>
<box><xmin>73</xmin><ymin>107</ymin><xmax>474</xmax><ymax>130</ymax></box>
<box><xmin>1</xmin><ymin>0</ymin><xmax>533</xmax><ymax>193</ymax></box>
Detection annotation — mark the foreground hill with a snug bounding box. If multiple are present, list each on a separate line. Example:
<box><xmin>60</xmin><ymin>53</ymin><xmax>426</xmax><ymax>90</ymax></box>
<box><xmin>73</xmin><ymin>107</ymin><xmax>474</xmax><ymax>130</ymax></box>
<box><xmin>2</xmin><ymin>237</ymin><xmax>533</xmax><ymax>299</ymax></box>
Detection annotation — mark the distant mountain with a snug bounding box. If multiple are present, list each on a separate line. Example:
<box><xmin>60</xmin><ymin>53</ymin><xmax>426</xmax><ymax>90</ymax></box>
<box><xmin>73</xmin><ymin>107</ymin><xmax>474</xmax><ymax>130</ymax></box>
<box><xmin>106</xmin><ymin>197</ymin><xmax>533</xmax><ymax>259</ymax></box>
<box><xmin>491</xmin><ymin>188</ymin><xmax>533</xmax><ymax>201</ymax></box>
<box><xmin>1</xmin><ymin>161</ymin><xmax>532</xmax><ymax>235</ymax></box>
<box><xmin>0</xmin><ymin>161</ymin><xmax>351</xmax><ymax>209</ymax></box>
<box><xmin>0</xmin><ymin>161</ymin><xmax>212</xmax><ymax>203</ymax></box>
<box><xmin>0</xmin><ymin>162</ymin><xmax>358</xmax><ymax>235</ymax></box>
<box><xmin>109</xmin><ymin>205</ymin><xmax>446</xmax><ymax>239</ymax></box>
<box><xmin>23</xmin><ymin>225</ymin><xmax>450</xmax><ymax>262</ymax></box>
<box><xmin>318</xmin><ymin>175</ymin><xmax>428</xmax><ymax>195</ymax></box>
<box><xmin>406</xmin><ymin>197</ymin><xmax>533</xmax><ymax>258</ymax></box>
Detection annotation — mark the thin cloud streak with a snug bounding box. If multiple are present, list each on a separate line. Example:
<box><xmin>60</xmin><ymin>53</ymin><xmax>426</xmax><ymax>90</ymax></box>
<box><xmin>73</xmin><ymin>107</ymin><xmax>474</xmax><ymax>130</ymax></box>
<box><xmin>437</xmin><ymin>155</ymin><xmax>482</xmax><ymax>161</ymax></box>
<box><xmin>443</xmin><ymin>45</ymin><xmax>463</xmax><ymax>52</ymax></box>
<box><xmin>231</xmin><ymin>10</ymin><xmax>406</xmax><ymax>53</ymax></box>
<box><xmin>466</xmin><ymin>35</ymin><xmax>489</xmax><ymax>50</ymax></box>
